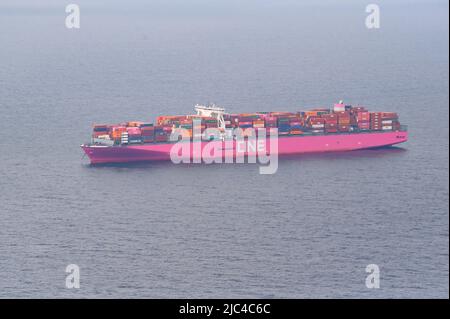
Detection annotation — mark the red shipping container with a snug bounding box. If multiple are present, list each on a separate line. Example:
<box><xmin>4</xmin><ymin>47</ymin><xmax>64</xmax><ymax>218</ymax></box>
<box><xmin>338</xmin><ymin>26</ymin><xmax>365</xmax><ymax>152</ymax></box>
<box><xmin>155</xmin><ymin>135</ymin><xmax>169</xmax><ymax>142</ymax></box>
<box><xmin>358</xmin><ymin>123</ymin><xmax>371</xmax><ymax>130</ymax></box>
<box><xmin>371</xmin><ymin>124</ymin><xmax>382</xmax><ymax>130</ymax></box>
<box><xmin>336</xmin><ymin>112</ymin><xmax>350</xmax><ymax>119</ymax></box>
<box><xmin>352</xmin><ymin>106</ymin><xmax>367</xmax><ymax>112</ymax></box>
<box><xmin>370</xmin><ymin>112</ymin><xmax>382</xmax><ymax>120</ymax></box>
<box><xmin>322</xmin><ymin>114</ymin><xmax>338</xmax><ymax>120</ymax></box>
<box><xmin>309</xmin><ymin>117</ymin><xmax>325</xmax><ymax>124</ymax></box>
<box><xmin>143</xmin><ymin>136</ymin><xmax>155</xmax><ymax>143</ymax></box>
<box><xmin>141</xmin><ymin>130</ymin><xmax>154</xmax><ymax>137</ymax></box>
<box><xmin>337</xmin><ymin>112</ymin><xmax>351</xmax><ymax>122</ymax></box>
<box><xmin>126</xmin><ymin>127</ymin><xmax>141</xmax><ymax>136</ymax></box>
<box><xmin>357</xmin><ymin>112</ymin><xmax>370</xmax><ymax>121</ymax></box>
<box><xmin>381</xmin><ymin>112</ymin><xmax>398</xmax><ymax>119</ymax></box>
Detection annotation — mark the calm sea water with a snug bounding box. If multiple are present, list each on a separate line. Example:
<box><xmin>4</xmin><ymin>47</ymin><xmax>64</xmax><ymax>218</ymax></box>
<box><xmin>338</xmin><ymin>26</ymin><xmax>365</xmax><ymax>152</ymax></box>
<box><xmin>0</xmin><ymin>0</ymin><xmax>448</xmax><ymax>298</ymax></box>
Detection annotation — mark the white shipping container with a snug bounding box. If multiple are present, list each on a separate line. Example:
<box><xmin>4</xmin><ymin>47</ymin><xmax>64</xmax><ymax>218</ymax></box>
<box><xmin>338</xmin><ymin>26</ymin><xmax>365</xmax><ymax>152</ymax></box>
<box><xmin>382</xmin><ymin>120</ymin><xmax>393</xmax><ymax>124</ymax></box>
<box><xmin>121</xmin><ymin>132</ymin><xmax>129</xmax><ymax>144</ymax></box>
<box><xmin>382</xmin><ymin>126</ymin><xmax>393</xmax><ymax>130</ymax></box>
<box><xmin>311</xmin><ymin>124</ymin><xmax>325</xmax><ymax>129</ymax></box>
<box><xmin>92</xmin><ymin>138</ymin><xmax>115</xmax><ymax>146</ymax></box>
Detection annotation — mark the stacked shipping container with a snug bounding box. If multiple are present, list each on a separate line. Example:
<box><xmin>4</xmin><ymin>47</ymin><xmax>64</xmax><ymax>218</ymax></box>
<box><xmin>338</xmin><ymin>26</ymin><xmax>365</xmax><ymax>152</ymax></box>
<box><xmin>322</xmin><ymin>114</ymin><xmax>338</xmax><ymax>133</ymax></box>
<box><xmin>90</xmin><ymin>104</ymin><xmax>402</xmax><ymax>145</ymax></box>
<box><xmin>370</xmin><ymin>112</ymin><xmax>400</xmax><ymax>131</ymax></box>
<box><xmin>336</xmin><ymin>111</ymin><xmax>351</xmax><ymax>132</ymax></box>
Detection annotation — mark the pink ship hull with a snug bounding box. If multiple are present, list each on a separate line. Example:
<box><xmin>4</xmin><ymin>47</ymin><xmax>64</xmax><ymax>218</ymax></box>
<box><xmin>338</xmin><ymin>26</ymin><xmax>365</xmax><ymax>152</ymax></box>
<box><xmin>81</xmin><ymin>130</ymin><xmax>408</xmax><ymax>164</ymax></box>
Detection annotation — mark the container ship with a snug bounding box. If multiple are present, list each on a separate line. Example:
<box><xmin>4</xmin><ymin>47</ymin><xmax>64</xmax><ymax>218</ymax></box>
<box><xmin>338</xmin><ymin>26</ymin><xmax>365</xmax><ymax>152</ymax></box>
<box><xmin>81</xmin><ymin>102</ymin><xmax>408</xmax><ymax>164</ymax></box>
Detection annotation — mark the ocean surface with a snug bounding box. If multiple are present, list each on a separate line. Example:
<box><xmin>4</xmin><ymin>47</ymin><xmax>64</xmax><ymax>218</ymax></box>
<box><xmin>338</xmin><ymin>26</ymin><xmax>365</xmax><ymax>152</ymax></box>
<box><xmin>0</xmin><ymin>0</ymin><xmax>448</xmax><ymax>298</ymax></box>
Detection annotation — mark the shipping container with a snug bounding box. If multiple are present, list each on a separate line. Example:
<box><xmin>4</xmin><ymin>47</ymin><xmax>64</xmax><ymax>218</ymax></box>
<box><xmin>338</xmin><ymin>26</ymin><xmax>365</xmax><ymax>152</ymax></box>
<box><xmin>381</xmin><ymin>112</ymin><xmax>398</xmax><ymax>119</ymax></box>
<box><xmin>141</xmin><ymin>130</ymin><xmax>155</xmax><ymax>137</ymax></box>
<box><xmin>127</xmin><ymin>121</ymin><xmax>144</xmax><ymax>127</ymax></box>
<box><xmin>253</xmin><ymin>119</ymin><xmax>265</xmax><ymax>124</ymax></box>
<box><xmin>357</xmin><ymin>111</ymin><xmax>370</xmax><ymax>119</ymax></box>
<box><xmin>270</xmin><ymin>112</ymin><xmax>295</xmax><ymax>116</ymax></box>
<box><xmin>253</xmin><ymin>123</ymin><xmax>265</xmax><ymax>128</ymax></box>
<box><xmin>308</xmin><ymin>117</ymin><xmax>326</xmax><ymax>124</ymax></box>
<box><xmin>352</xmin><ymin>106</ymin><xmax>367</xmax><ymax>113</ymax></box>
<box><xmin>128</xmin><ymin>137</ymin><xmax>143</xmax><ymax>144</ymax></box>
<box><xmin>126</xmin><ymin>127</ymin><xmax>141</xmax><ymax>136</ymax></box>
<box><xmin>155</xmin><ymin>135</ymin><xmax>169</xmax><ymax>142</ymax></box>
<box><xmin>357</xmin><ymin>122</ymin><xmax>371</xmax><ymax>130</ymax></box>
<box><xmin>338</xmin><ymin>125</ymin><xmax>350</xmax><ymax>132</ymax></box>
<box><xmin>139</xmin><ymin>123</ymin><xmax>154</xmax><ymax>128</ymax></box>
<box><xmin>322</xmin><ymin>114</ymin><xmax>338</xmax><ymax>121</ymax></box>
<box><xmin>111</xmin><ymin>126</ymin><xmax>127</xmax><ymax>140</ymax></box>
<box><xmin>93</xmin><ymin>125</ymin><xmax>109</xmax><ymax>132</ymax></box>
